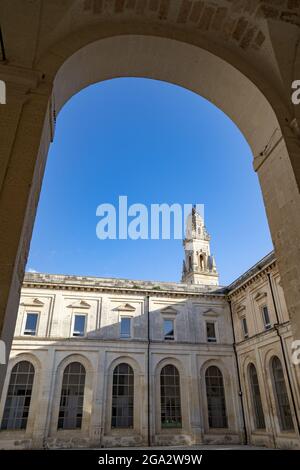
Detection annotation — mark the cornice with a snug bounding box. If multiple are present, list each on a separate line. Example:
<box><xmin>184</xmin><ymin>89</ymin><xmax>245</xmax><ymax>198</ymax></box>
<box><xmin>235</xmin><ymin>321</ymin><xmax>291</xmax><ymax>348</ymax></box>
<box><xmin>227</xmin><ymin>260</ymin><xmax>276</xmax><ymax>299</ymax></box>
<box><xmin>22</xmin><ymin>281</ymin><xmax>226</xmax><ymax>300</ymax></box>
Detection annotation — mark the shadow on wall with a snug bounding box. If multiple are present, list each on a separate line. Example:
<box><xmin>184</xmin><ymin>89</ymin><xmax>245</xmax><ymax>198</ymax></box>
<box><xmin>0</xmin><ymin>296</ymin><xmax>241</xmax><ymax>449</ymax></box>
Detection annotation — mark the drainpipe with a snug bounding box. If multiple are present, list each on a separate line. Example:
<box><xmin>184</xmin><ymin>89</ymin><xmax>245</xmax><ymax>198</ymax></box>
<box><xmin>146</xmin><ymin>294</ymin><xmax>151</xmax><ymax>447</ymax></box>
<box><xmin>267</xmin><ymin>273</ymin><xmax>300</xmax><ymax>434</ymax></box>
<box><xmin>228</xmin><ymin>299</ymin><xmax>248</xmax><ymax>445</ymax></box>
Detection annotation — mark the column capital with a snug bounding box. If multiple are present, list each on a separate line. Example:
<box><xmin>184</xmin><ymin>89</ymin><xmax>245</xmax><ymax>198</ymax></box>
<box><xmin>0</xmin><ymin>63</ymin><xmax>52</xmax><ymax>104</ymax></box>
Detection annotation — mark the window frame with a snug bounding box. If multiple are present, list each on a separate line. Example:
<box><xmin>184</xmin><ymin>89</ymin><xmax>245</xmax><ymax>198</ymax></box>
<box><xmin>271</xmin><ymin>356</ymin><xmax>294</xmax><ymax>432</ymax></box>
<box><xmin>119</xmin><ymin>316</ymin><xmax>132</xmax><ymax>339</ymax></box>
<box><xmin>248</xmin><ymin>363</ymin><xmax>266</xmax><ymax>430</ymax></box>
<box><xmin>111</xmin><ymin>363</ymin><xmax>134</xmax><ymax>429</ymax></box>
<box><xmin>241</xmin><ymin>316</ymin><xmax>249</xmax><ymax>339</ymax></box>
<box><xmin>163</xmin><ymin>318</ymin><xmax>175</xmax><ymax>341</ymax></box>
<box><xmin>205</xmin><ymin>365</ymin><xmax>228</xmax><ymax>429</ymax></box>
<box><xmin>206</xmin><ymin>321</ymin><xmax>217</xmax><ymax>343</ymax></box>
<box><xmin>160</xmin><ymin>364</ymin><xmax>182</xmax><ymax>429</ymax></box>
<box><xmin>1</xmin><ymin>360</ymin><xmax>35</xmax><ymax>431</ymax></box>
<box><xmin>71</xmin><ymin>313</ymin><xmax>87</xmax><ymax>338</ymax></box>
<box><xmin>23</xmin><ymin>311</ymin><xmax>39</xmax><ymax>336</ymax></box>
<box><xmin>57</xmin><ymin>361</ymin><xmax>86</xmax><ymax>430</ymax></box>
<box><xmin>261</xmin><ymin>305</ymin><xmax>271</xmax><ymax>330</ymax></box>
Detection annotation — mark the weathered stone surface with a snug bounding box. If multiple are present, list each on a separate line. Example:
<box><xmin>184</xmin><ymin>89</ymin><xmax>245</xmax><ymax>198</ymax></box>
<box><xmin>177</xmin><ymin>0</ymin><xmax>193</xmax><ymax>23</ymax></box>
<box><xmin>240</xmin><ymin>25</ymin><xmax>257</xmax><ymax>49</ymax></box>
<box><xmin>1</xmin><ymin>1</ymin><xmax>300</xmax><ymax>443</ymax></box>
<box><xmin>233</xmin><ymin>17</ymin><xmax>248</xmax><ymax>41</ymax></box>
<box><xmin>189</xmin><ymin>1</ymin><xmax>204</xmax><ymax>23</ymax></box>
<box><xmin>198</xmin><ymin>5</ymin><xmax>214</xmax><ymax>30</ymax></box>
<box><xmin>212</xmin><ymin>6</ymin><xmax>228</xmax><ymax>30</ymax></box>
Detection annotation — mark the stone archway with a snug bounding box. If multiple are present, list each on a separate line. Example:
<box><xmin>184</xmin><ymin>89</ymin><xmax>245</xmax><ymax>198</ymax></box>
<box><xmin>1</xmin><ymin>4</ymin><xmax>300</xmax><ymax>398</ymax></box>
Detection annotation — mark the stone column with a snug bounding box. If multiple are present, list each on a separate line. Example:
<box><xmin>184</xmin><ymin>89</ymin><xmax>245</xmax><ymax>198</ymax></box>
<box><xmin>89</xmin><ymin>350</ymin><xmax>103</xmax><ymax>447</ymax></box>
<box><xmin>189</xmin><ymin>352</ymin><xmax>203</xmax><ymax>444</ymax></box>
<box><xmin>254</xmin><ymin>132</ymin><xmax>300</xmax><ymax>341</ymax></box>
<box><xmin>31</xmin><ymin>348</ymin><xmax>56</xmax><ymax>448</ymax></box>
<box><xmin>0</xmin><ymin>66</ymin><xmax>52</xmax><ymax>395</ymax></box>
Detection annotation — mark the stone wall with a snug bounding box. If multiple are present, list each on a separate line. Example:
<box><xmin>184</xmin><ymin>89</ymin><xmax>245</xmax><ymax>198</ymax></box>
<box><xmin>0</xmin><ymin>279</ymin><xmax>241</xmax><ymax>448</ymax></box>
<box><xmin>229</xmin><ymin>258</ymin><xmax>300</xmax><ymax>448</ymax></box>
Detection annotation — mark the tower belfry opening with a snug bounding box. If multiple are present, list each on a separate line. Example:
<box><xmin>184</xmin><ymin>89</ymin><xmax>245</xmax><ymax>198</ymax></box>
<box><xmin>182</xmin><ymin>207</ymin><xmax>218</xmax><ymax>286</ymax></box>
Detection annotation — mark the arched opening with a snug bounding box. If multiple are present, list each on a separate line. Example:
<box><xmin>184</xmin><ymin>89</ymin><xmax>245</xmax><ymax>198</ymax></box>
<box><xmin>1</xmin><ymin>361</ymin><xmax>35</xmax><ymax>431</ymax></box>
<box><xmin>28</xmin><ymin>74</ymin><xmax>273</xmax><ymax>286</ymax></box>
<box><xmin>199</xmin><ymin>254</ymin><xmax>204</xmax><ymax>271</ymax></box>
<box><xmin>271</xmin><ymin>356</ymin><xmax>294</xmax><ymax>432</ymax></box>
<box><xmin>160</xmin><ymin>364</ymin><xmax>182</xmax><ymax>429</ymax></box>
<box><xmin>205</xmin><ymin>365</ymin><xmax>227</xmax><ymax>429</ymax></box>
<box><xmin>58</xmin><ymin>362</ymin><xmax>86</xmax><ymax>430</ymax></box>
<box><xmin>248</xmin><ymin>363</ymin><xmax>265</xmax><ymax>430</ymax></box>
<box><xmin>112</xmin><ymin>363</ymin><xmax>134</xmax><ymax>429</ymax></box>
<box><xmin>1</xmin><ymin>30</ymin><xmax>300</xmax><ymax>410</ymax></box>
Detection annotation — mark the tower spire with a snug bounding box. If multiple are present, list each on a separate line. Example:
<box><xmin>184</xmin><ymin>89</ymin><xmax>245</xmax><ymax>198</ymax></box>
<box><xmin>181</xmin><ymin>208</ymin><xmax>219</xmax><ymax>286</ymax></box>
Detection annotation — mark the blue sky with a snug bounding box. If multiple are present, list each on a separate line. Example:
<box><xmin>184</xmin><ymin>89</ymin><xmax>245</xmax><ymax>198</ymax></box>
<box><xmin>26</xmin><ymin>78</ymin><xmax>273</xmax><ymax>285</ymax></box>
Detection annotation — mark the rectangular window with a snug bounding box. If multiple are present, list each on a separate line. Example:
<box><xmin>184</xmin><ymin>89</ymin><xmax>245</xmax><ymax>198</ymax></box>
<box><xmin>206</xmin><ymin>322</ymin><xmax>217</xmax><ymax>343</ymax></box>
<box><xmin>72</xmin><ymin>314</ymin><xmax>86</xmax><ymax>337</ymax></box>
<box><xmin>120</xmin><ymin>317</ymin><xmax>131</xmax><ymax>338</ymax></box>
<box><xmin>262</xmin><ymin>305</ymin><xmax>271</xmax><ymax>330</ymax></box>
<box><xmin>24</xmin><ymin>313</ymin><xmax>38</xmax><ymax>336</ymax></box>
<box><xmin>164</xmin><ymin>319</ymin><xmax>174</xmax><ymax>340</ymax></box>
<box><xmin>241</xmin><ymin>317</ymin><xmax>248</xmax><ymax>339</ymax></box>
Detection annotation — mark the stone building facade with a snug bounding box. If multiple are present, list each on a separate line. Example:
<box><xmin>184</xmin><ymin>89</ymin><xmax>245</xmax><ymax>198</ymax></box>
<box><xmin>2</xmin><ymin>1</ymin><xmax>300</xmax><ymax>422</ymax></box>
<box><xmin>0</xmin><ymin>212</ymin><xmax>299</xmax><ymax>449</ymax></box>
<box><xmin>228</xmin><ymin>252</ymin><xmax>300</xmax><ymax>449</ymax></box>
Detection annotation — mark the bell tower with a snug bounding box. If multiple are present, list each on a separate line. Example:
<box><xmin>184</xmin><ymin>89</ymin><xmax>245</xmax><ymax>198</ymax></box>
<box><xmin>182</xmin><ymin>207</ymin><xmax>219</xmax><ymax>285</ymax></box>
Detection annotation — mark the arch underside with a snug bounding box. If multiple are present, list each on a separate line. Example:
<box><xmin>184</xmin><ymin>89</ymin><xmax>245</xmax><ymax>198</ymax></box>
<box><xmin>52</xmin><ymin>33</ymin><xmax>280</xmax><ymax>158</ymax></box>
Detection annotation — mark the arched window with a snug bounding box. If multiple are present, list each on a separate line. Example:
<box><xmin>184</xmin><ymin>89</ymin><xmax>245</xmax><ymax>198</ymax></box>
<box><xmin>160</xmin><ymin>364</ymin><xmax>182</xmax><ymax>428</ymax></box>
<box><xmin>58</xmin><ymin>362</ymin><xmax>86</xmax><ymax>430</ymax></box>
<box><xmin>112</xmin><ymin>363</ymin><xmax>134</xmax><ymax>428</ymax></box>
<box><xmin>199</xmin><ymin>254</ymin><xmax>204</xmax><ymax>270</ymax></box>
<box><xmin>248</xmin><ymin>363</ymin><xmax>265</xmax><ymax>429</ymax></box>
<box><xmin>1</xmin><ymin>361</ymin><xmax>35</xmax><ymax>430</ymax></box>
<box><xmin>205</xmin><ymin>366</ymin><xmax>227</xmax><ymax>428</ymax></box>
<box><xmin>271</xmin><ymin>356</ymin><xmax>294</xmax><ymax>431</ymax></box>
<box><xmin>188</xmin><ymin>256</ymin><xmax>192</xmax><ymax>271</ymax></box>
